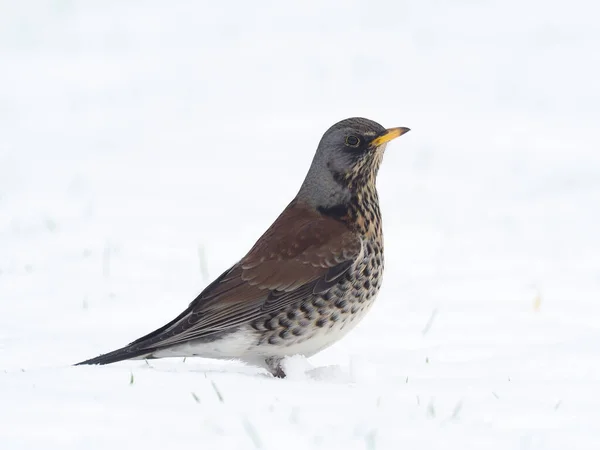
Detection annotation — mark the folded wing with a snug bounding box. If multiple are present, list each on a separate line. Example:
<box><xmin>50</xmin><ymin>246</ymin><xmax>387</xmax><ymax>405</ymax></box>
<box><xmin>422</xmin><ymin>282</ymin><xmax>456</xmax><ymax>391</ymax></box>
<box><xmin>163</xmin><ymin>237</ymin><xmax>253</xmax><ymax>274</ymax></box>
<box><xmin>76</xmin><ymin>200</ymin><xmax>362</xmax><ymax>364</ymax></box>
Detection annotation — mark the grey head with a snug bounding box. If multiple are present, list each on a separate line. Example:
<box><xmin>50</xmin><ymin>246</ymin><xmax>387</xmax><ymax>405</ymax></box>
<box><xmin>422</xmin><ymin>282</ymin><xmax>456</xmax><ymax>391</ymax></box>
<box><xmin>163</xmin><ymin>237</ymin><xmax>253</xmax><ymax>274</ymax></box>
<box><xmin>298</xmin><ymin>117</ymin><xmax>410</xmax><ymax>210</ymax></box>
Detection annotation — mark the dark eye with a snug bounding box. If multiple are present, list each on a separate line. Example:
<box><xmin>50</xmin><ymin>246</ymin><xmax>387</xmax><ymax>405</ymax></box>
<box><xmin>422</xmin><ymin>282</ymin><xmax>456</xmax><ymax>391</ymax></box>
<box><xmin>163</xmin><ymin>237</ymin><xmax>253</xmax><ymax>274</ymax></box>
<box><xmin>345</xmin><ymin>135</ymin><xmax>360</xmax><ymax>147</ymax></box>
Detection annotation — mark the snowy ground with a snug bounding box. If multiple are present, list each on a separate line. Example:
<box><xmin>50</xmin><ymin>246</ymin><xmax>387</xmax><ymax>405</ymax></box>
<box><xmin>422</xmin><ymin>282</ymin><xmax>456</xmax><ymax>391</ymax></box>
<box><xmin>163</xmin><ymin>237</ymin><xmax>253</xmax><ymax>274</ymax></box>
<box><xmin>2</xmin><ymin>0</ymin><xmax>600</xmax><ymax>448</ymax></box>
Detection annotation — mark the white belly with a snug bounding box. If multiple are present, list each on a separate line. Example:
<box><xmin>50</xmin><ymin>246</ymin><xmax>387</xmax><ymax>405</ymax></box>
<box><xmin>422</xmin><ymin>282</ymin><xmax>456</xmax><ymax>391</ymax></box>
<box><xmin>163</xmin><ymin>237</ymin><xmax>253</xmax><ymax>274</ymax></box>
<box><xmin>152</xmin><ymin>295</ymin><xmax>375</xmax><ymax>363</ymax></box>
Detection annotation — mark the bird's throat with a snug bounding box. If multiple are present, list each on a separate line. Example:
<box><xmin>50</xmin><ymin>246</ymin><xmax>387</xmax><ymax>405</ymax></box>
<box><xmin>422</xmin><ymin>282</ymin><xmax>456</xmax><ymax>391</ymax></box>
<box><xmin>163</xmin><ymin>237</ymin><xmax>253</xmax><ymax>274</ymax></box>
<box><xmin>318</xmin><ymin>185</ymin><xmax>381</xmax><ymax>237</ymax></box>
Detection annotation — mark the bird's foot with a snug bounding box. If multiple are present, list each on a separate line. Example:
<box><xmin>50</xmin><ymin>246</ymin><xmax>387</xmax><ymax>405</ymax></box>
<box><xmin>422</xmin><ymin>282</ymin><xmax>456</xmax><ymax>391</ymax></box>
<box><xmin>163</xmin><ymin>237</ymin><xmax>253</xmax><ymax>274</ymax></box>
<box><xmin>265</xmin><ymin>357</ymin><xmax>286</xmax><ymax>378</ymax></box>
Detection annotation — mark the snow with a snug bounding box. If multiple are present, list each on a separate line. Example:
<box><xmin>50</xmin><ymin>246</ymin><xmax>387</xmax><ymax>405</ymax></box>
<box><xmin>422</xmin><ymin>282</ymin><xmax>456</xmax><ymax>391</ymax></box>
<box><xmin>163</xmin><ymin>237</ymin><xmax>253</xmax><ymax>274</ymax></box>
<box><xmin>1</xmin><ymin>0</ymin><xmax>600</xmax><ymax>448</ymax></box>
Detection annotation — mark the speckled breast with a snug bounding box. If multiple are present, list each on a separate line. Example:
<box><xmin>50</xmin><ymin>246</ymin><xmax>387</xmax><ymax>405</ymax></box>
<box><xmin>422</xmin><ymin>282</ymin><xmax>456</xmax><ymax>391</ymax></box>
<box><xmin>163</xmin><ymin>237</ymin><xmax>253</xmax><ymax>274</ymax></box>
<box><xmin>250</xmin><ymin>237</ymin><xmax>384</xmax><ymax>357</ymax></box>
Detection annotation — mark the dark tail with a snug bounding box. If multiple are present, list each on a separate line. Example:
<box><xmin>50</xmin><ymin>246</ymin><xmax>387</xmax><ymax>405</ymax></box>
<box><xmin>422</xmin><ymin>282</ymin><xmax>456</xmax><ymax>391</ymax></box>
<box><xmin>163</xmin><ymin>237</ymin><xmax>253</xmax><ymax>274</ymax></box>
<box><xmin>75</xmin><ymin>345</ymin><xmax>154</xmax><ymax>366</ymax></box>
<box><xmin>76</xmin><ymin>300</ymin><xmax>197</xmax><ymax>366</ymax></box>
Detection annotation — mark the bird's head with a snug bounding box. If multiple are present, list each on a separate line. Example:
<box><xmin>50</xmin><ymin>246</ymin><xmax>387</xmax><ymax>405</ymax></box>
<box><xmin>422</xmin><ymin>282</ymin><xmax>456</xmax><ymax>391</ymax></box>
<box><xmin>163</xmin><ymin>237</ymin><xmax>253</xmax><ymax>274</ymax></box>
<box><xmin>298</xmin><ymin>117</ymin><xmax>410</xmax><ymax>210</ymax></box>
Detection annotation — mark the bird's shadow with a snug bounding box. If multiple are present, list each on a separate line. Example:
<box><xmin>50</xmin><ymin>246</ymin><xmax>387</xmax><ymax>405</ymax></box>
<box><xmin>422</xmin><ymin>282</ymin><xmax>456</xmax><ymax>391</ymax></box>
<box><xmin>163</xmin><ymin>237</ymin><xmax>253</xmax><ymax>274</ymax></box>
<box><xmin>140</xmin><ymin>359</ymin><xmax>271</xmax><ymax>379</ymax></box>
<box><xmin>138</xmin><ymin>357</ymin><xmax>354</xmax><ymax>383</ymax></box>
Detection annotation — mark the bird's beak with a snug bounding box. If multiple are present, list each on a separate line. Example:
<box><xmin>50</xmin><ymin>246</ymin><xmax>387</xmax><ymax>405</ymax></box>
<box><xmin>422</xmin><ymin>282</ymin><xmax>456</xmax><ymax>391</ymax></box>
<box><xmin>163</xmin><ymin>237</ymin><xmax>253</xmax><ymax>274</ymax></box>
<box><xmin>371</xmin><ymin>127</ymin><xmax>410</xmax><ymax>147</ymax></box>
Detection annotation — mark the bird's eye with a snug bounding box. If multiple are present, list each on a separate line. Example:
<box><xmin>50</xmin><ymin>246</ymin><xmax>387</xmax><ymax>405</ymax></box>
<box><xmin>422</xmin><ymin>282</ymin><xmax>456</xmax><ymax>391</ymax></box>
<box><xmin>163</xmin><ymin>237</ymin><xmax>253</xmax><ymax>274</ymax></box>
<box><xmin>345</xmin><ymin>135</ymin><xmax>360</xmax><ymax>147</ymax></box>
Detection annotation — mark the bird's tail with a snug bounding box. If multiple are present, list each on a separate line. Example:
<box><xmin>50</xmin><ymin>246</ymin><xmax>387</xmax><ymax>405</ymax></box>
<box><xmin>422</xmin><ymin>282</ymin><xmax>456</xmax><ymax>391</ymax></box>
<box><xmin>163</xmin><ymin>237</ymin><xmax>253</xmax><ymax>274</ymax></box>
<box><xmin>75</xmin><ymin>345</ymin><xmax>154</xmax><ymax>366</ymax></box>
<box><xmin>75</xmin><ymin>302</ymin><xmax>195</xmax><ymax>366</ymax></box>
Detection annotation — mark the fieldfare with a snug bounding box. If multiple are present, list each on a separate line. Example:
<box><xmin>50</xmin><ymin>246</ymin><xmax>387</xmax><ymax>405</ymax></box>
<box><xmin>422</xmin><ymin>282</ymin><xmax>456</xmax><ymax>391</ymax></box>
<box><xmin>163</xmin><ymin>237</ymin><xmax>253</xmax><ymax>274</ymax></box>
<box><xmin>77</xmin><ymin>117</ymin><xmax>410</xmax><ymax>377</ymax></box>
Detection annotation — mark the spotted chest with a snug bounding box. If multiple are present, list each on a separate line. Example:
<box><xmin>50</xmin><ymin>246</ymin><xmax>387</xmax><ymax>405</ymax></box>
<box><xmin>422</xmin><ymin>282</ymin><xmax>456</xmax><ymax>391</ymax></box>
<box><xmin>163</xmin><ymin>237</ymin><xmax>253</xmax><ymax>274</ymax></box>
<box><xmin>322</xmin><ymin>178</ymin><xmax>383</xmax><ymax>240</ymax></box>
<box><xmin>249</xmin><ymin>237</ymin><xmax>384</xmax><ymax>356</ymax></box>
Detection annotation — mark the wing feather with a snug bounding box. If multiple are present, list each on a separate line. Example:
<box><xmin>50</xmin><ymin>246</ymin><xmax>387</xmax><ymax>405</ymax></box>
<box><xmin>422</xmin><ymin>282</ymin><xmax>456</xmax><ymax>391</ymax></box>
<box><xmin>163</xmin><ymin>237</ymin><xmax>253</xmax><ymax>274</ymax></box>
<box><xmin>126</xmin><ymin>200</ymin><xmax>362</xmax><ymax>351</ymax></box>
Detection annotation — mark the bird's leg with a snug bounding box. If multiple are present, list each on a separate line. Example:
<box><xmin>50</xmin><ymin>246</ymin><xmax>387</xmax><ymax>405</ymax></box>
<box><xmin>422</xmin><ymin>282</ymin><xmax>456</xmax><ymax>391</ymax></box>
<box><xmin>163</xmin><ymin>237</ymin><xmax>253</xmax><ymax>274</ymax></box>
<box><xmin>265</xmin><ymin>357</ymin><xmax>286</xmax><ymax>378</ymax></box>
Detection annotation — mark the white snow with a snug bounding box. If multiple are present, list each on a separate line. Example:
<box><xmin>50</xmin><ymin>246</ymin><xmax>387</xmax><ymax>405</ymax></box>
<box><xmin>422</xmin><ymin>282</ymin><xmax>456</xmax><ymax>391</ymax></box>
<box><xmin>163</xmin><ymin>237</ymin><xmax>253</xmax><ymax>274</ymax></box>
<box><xmin>1</xmin><ymin>0</ymin><xmax>600</xmax><ymax>448</ymax></box>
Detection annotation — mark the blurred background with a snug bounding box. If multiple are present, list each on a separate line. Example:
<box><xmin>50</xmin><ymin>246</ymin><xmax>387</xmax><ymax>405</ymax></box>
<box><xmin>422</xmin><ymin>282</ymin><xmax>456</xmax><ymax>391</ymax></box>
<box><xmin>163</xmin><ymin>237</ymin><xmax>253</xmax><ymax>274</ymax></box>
<box><xmin>1</xmin><ymin>0</ymin><xmax>600</xmax><ymax>448</ymax></box>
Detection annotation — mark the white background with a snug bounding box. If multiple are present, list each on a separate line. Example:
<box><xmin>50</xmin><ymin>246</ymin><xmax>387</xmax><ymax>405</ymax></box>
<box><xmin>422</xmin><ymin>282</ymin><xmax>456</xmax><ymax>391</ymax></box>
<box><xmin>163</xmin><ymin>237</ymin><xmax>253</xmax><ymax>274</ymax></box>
<box><xmin>1</xmin><ymin>0</ymin><xmax>599</xmax><ymax>448</ymax></box>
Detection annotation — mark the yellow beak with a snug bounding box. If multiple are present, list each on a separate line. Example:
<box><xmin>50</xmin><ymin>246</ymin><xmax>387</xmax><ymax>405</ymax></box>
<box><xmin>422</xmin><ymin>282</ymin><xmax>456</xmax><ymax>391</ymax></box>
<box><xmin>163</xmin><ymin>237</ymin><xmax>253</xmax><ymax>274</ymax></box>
<box><xmin>371</xmin><ymin>127</ymin><xmax>410</xmax><ymax>147</ymax></box>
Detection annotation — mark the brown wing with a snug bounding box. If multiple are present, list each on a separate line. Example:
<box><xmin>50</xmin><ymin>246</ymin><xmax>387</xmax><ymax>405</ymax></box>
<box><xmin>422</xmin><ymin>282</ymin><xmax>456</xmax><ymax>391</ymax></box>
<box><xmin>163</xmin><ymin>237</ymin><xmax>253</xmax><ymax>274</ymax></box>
<box><xmin>128</xmin><ymin>200</ymin><xmax>362</xmax><ymax>350</ymax></box>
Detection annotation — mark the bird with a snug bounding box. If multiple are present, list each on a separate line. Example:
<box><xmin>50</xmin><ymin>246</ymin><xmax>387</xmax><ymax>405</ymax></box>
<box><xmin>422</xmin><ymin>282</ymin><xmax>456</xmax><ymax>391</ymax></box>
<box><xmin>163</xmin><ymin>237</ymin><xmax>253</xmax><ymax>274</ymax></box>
<box><xmin>76</xmin><ymin>117</ymin><xmax>410</xmax><ymax>377</ymax></box>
